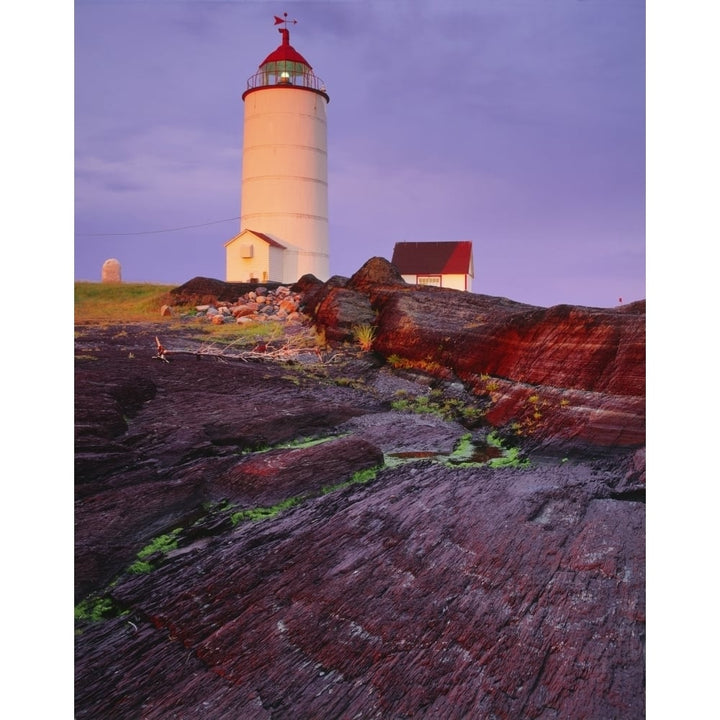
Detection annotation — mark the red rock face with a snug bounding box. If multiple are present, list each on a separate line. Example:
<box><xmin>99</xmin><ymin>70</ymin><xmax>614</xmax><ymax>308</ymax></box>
<box><xmin>311</xmin><ymin>260</ymin><xmax>645</xmax><ymax>449</ymax></box>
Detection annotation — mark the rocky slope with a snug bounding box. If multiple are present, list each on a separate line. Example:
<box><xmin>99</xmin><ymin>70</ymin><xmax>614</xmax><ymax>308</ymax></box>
<box><xmin>306</xmin><ymin>259</ymin><xmax>645</xmax><ymax>452</ymax></box>
<box><xmin>75</xmin><ymin>266</ymin><xmax>645</xmax><ymax>719</ymax></box>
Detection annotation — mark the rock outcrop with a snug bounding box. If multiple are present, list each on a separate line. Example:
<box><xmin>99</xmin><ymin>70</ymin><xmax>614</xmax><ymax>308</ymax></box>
<box><xmin>75</xmin><ymin>264</ymin><xmax>645</xmax><ymax>719</ymax></box>
<box><xmin>77</xmin><ymin>459</ymin><xmax>644</xmax><ymax>720</ymax></box>
<box><xmin>308</xmin><ymin>258</ymin><xmax>645</xmax><ymax>452</ymax></box>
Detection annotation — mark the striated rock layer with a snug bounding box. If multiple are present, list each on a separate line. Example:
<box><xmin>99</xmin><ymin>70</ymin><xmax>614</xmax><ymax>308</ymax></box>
<box><xmin>76</xmin><ymin>459</ymin><xmax>644</xmax><ymax>720</ymax></box>
<box><xmin>308</xmin><ymin>258</ymin><xmax>645</xmax><ymax>451</ymax></box>
<box><xmin>75</xmin><ymin>265</ymin><xmax>645</xmax><ymax>718</ymax></box>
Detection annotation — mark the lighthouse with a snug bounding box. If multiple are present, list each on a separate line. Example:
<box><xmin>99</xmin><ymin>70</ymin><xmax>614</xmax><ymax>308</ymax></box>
<box><xmin>225</xmin><ymin>15</ymin><xmax>330</xmax><ymax>284</ymax></box>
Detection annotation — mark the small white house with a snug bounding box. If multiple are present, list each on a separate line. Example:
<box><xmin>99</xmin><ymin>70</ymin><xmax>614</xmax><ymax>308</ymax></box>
<box><xmin>391</xmin><ymin>241</ymin><xmax>474</xmax><ymax>292</ymax></box>
<box><xmin>224</xmin><ymin>229</ymin><xmax>286</xmax><ymax>283</ymax></box>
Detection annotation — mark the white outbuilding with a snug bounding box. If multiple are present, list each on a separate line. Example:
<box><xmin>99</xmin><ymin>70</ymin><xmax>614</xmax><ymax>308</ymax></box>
<box><xmin>391</xmin><ymin>242</ymin><xmax>475</xmax><ymax>292</ymax></box>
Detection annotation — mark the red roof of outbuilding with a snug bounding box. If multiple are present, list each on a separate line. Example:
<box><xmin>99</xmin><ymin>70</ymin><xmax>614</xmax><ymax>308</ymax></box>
<box><xmin>225</xmin><ymin>229</ymin><xmax>286</xmax><ymax>249</ymax></box>
<box><xmin>260</xmin><ymin>28</ymin><xmax>312</xmax><ymax>69</ymax></box>
<box><xmin>391</xmin><ymin>241</ymin><xmax>473</xmax><ymax>275</ymax></box>
<box><xmin>248</xmin><ymin>230</ymin><xmax>286</xmax><ymax>249</ymax></box>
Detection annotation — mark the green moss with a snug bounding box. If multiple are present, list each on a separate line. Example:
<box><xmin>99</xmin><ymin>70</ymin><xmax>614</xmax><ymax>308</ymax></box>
<box><xmin>390</xmin><ymin>390</ymin><xmax>484</xmax><ymax>425</ymax></box>
<box><xmin>322</xmin><ymin>465</ymin><xmax>381</xmax><ymax>494</ymax></box>
<box><xmin>486</xmin><ymin>430</ymin><xmax>503</xmax><ymax>448</ymax></box>
<box><xmin>230</xmin><ymin>496</ymin><xmax>301</xmax><ymax>526</ymax></box>
<box><xmin>123</xmin><ymin>528</ymin><xmax>183</xmax><ymax>574</ymax></box>
<box><xmin>488</xmin><ymin>445</ymin><xmax>530</xmax><ymax>468</ymax></box>
<box><xmin>447</xmin><ymin>434</ymin><xmax>475</xmax><ymax>463</ymax></box>
<box><xmin>276</xmin><ymin>435</ymin><xmax>341</xmax><ymax>450</ymax></box>
<box><xmin>136</xmin><ymin>528</ymin><xmax>182</xmax><ymax>559</ymax></box>
<box><xmin>127</xmin><ymin>560</ymin><xmax>154</xmax><ymax>574</ymax></box>
<box><xmin>74</xmin><ymin>597</ymin><xmax>114</xmax><ymax>622</ymax></box>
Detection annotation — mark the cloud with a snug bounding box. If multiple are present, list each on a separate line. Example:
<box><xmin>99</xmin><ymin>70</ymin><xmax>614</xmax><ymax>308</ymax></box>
<box><xmin>75</xmin><ymin>124</ymin><xmax>238</xmax><ymax>227</ymax></box>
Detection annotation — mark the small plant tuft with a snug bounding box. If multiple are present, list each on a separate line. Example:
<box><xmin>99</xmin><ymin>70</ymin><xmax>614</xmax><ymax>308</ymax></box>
<box><xmin>352</xmin><ymin>323</ymin><xmax>376</xmax><ymax>352</ymax></box>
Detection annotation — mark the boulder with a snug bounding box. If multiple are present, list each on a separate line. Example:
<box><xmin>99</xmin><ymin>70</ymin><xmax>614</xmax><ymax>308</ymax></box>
<box><xmin>312</xmin><ymin>287</ymin><xmax>376</xmax><ymax>342</ymax></box>
<box><xmin>232</xmin><ymin>304</ymin><xmax>257</xmax><ymax>318</ymax></box>
<box><xmin>212</xmin><ymin>436</ymin><xmax>384</xmax><ymax>506</ymax></box>
<box><xmin>171</xmin><ymin>277</ymin><xmax>283</xmax><ymax>305</ymax></box>
<box><xmin>346</xmin><ymin>256</ymin><xmax>406</xmax><ymax>292</ymax></box>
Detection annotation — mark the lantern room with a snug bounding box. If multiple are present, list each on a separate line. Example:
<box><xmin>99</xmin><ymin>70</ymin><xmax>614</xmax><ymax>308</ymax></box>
<box><xmin>243</xmin><ymin>26</ymin><xmax>328</xmax><ymax>100</ymax></box>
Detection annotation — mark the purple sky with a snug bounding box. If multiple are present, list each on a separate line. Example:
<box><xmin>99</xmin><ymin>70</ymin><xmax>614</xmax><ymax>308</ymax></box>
<box><xmin>74</xmin><ymin>0</ymin><xmax>645</xmax><ymax>308</ymax></box>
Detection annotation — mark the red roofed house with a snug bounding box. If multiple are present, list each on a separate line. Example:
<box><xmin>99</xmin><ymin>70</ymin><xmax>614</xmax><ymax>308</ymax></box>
<box><xmin>391</xmin><ymin>241</ymin><xmax>474</xmax><ymax>292</ymax></box>
<box><xmin>225</xmin><ymin>229</ymin><xmax>286</xmax><ymax>283</ymax></box>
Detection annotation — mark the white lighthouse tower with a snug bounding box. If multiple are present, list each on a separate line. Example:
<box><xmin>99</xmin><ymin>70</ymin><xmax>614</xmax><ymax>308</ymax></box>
<box><xmin>225</xmin><ymin>15</ymin><xmax>330</xmax><ymax>284</ymax></box>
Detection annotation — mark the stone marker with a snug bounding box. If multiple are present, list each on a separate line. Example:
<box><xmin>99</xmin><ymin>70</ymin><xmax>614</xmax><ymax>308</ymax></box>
<box><xmin>101</xmin><ymin>258</ymin><xmax>122</xmax><ymax>283</ymax></box>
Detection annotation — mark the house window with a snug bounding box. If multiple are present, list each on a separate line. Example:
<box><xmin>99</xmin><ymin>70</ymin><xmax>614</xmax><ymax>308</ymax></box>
<box><xmin>417</xmin><ymin>275</ymin><xmax>441</xmax><ymax>287</ymax></box>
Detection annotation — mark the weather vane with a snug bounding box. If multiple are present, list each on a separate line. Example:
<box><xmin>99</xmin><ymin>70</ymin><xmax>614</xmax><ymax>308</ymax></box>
<box><xmin>274</xmin><ymin>12</ymin><xmax>298</xmax><ymax>29</ymax></box>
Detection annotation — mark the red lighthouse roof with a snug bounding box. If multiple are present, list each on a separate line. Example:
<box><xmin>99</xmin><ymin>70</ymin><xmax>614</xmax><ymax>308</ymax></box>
<box><xmin>244</xmin><ymin>19</ymin><xmax>328</xmax><ymax>101</ymax></box>
<box><xmin>260</xmin><ymin>28</ymin><xmax>312</xmax><ymax>69</ymax></box>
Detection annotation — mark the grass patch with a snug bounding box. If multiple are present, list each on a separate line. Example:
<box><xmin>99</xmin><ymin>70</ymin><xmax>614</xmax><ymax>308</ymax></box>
<box><xmin>275</xmin><ymin>435</ymin><xmax>343</xmax><ymax>451</ymax></box>
<box><xmin>387</xmin><ymin>354</ymin><xmax>446</xmax><ymax>376</ymax></box>
<box><xmin>136</xmin><ymin>529</ymin><xmax>182</xmax><ymax>559</ymax></box>
<box><xmin>75</xmin><ymin>281</ymin><xmax>178</xmax><ymax>324</ymax></box>
<box><xmin>74</xmin><ymin>593</ymin><xmax>131</xmax><ymax>624</ymax></box>
<box><xmin>127</xmin><ymin>560</ymin><xmax>154</xmax><ymax>574</ymax></box>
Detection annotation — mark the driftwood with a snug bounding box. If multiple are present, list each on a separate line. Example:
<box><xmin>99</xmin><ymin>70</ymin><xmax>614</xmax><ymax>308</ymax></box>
<box><xmin>153</xmin><ymin>334</ymin><xmax>342</xmax><ymax>366</ymax></box>
<box><xmin>195</xmin><ymin>336</ymin><xmax>341</xmax><ymax>365</ymax></box>
<box><xmin>153</xmin><ymin>336</ymin><xmax>170</xmax><ymax>363</ymax></box>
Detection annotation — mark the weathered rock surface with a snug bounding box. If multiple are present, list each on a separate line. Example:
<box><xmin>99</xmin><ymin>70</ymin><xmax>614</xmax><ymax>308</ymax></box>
<box><xmin>76</xmin><ymin>444</ymin><xmax>644</xmax><ymax>719</ymax></box>
<box><xmin>75</xmin><ymin>266</ymin><xmax>645</xmax><ymax>718</ymax></box>
<box><xmin>309</xmin><ymin>258</ymin><xmax>645</xmax><ymax>451</ymax></box>
<box><xmin>74</xmin><ymin>325</ymin><xmax>387</xmax><ymax>600</ymax></box>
